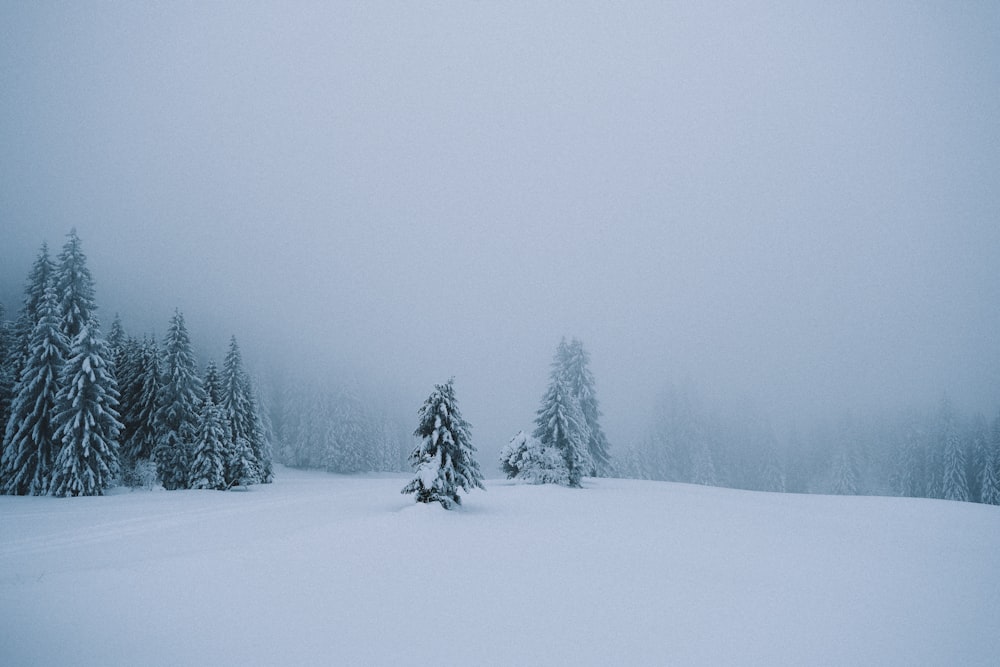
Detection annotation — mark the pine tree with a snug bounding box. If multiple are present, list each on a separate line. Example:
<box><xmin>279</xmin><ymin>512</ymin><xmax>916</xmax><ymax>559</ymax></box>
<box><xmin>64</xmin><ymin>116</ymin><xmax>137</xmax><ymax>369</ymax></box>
<box><xmin>0</xmin><ymin>304</ymin><xmax>16</xmax><ymax>447</ymax></box>
<box><xmin>940</xmin><ymin>398</ymin><xmax>969</xmax><ymax>502</ymax></box>
<box><xmin>9</xmin><ymin>244</ymin><xmax>56</xmax><ymax>401</ymax></box>
<box><xmin>105</xmin><ymin>314</ymin><xmax>126</xmax><ymax>380</ymax></box>
<box><xmin>533</xmin><ymin>373</ymin><xmax>592</xmax><ymax>488</ymax></box>
<box><xmin>559</xmin><ymin>338</ymin><xmax>612</xmax><ymax>476</ymax></box>
<box><xmin>123</xmin><ymin>337</ymin><xmax>160</xmax><ymax>462</ymax></box>
<box><xmin>402</xmin><ymin>379</ymin><xmax>484</xmax><ymax>508</ymax></box>
<box><xmin>190</xmin><ymin>389</ymin><xmax>228</xmax><ymax>491</ymax></box>
<box><xmin>222</xmin><ymin>337</ymin><xmax>264</xmax><ymax>485</ymax></box>
<box><xmin>980</xmin><ymin>413</ymin><xmax>1000</xmax><ymax>506</ymax></box>
<box><xmin>154</xmin><ymin>311</ymin><xmax>204</xmax><ymax>490</ymax></box>
<box><xmin>1</xmin><ymin>285</ymin><xmax>68</xmax><ymax>495</ymax></box>
<box><xmin>832</xmin><ymin>446</ymin><xmax>859</xmax><ymax>495</ymax></box>
<box><xmin>49</xmin><ymin>320</ymin><xmax>122</xmax><ymax>497</ymax></box>
<box><xmin>55</xmin><ymin>229</ymin><xmax>97</xmax><ymax>341</ymax></box>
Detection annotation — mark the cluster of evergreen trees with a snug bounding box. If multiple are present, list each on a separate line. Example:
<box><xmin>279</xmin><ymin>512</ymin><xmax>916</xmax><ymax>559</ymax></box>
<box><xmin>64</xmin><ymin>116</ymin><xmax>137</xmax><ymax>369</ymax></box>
<box><xmin>500</xmin><ymin>338</ymin><xmax>611</xmax><ymax>487</ymax></box>
<box><xmin>614</xmin><ymin>382</ymin><xmax>1000</xmax><ymax>505</ymax></box>
<box><xmin>268</xmin><ymin>380</ymin><xmax>406</xmax><ymax>474</ymax></box>
<box><xmin>0</xmin><ymin>231</ymin><xmax>272</xmax><ymax>496</ymax></box>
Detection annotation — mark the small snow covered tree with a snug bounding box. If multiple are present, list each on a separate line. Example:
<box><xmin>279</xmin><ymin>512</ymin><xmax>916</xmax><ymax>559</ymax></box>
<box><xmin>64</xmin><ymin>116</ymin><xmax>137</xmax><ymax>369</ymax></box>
<box><xmin>939</xmin><ymin>399</ymin><xmax>969</xmax><ymax>502</ymax></box>
<box><xmin>980</xmin><ymin>413</ymin><xmax>1000</xmax><ymax>506</ymax></box>
<box><xmin>1</xmin><ymin>285</ymin><xmax>68</xmax><ymax>495</ymax></box>
<box><xmin>499</xmin><ymin>430</ymin><xmax>569</xmax><ymax>485</ymax></box>
<box><xmin>559</xmin><ymin>338</ymin><xmax>612</xmax><ymax>476</ymax></box>
<box><xmin>154</xmin><ymin>310</ymin><xmax>204</xmax><ymax>490</ymax></box>
<box><xmin>190</xmin><ymin>392</ymin><xmax>228</xmax><ymax>491</ymax></box>
<box><xmin>0</xmin><ymin>304</ymin><xmax>16</xmax><ymax>446</ymax></box>
<box><xmin>533</xmin><ymin>373</ymin><xmax>592</xmax><ymax>488</ymax></box>
<box><xmin>55</xmin><ymin>229</ymin><xmax>97</xmax><ymax>342</ymax></box>
<box><xmin>402</xmin><ymin>379</ymin><xmax>484</xmax><ymax>508</ymax></box>
<box><xmin>49</xmin><ymin>320</ymin><xmax>122</xmax><ymax>497</ymax></box>
<box><xmin>832</xmin><ymin>446</ymin><xmax>859</xmax><ymax>495</ymax></box>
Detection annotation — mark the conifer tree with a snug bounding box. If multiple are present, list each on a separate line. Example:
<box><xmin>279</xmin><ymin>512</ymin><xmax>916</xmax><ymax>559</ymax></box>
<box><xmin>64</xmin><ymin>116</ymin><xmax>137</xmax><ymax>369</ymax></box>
<box><xmin>559</xmin><ymin>338</ymin><xmax>612</xmax><ymax>476</ymax></box>
<box><xmin>105</xmin><ymin>314</ymin><xmax>126</xmax><ymax>380</ymax></box>
<box><xmin>533</xmin><ymin>373</ymin><xmax>592</xmax><ymax>488</ymax></box>
<box><xmin>49</xmin><ymin>320</ymin><xmax>122</xmax><ymax>497</ymax></box>
<box><xmin>1</xmin><ymin>285</ymin><xmax>68</xmax><ymax>495</ymax></box>
<box><xmin>940</xmin><ymin>398</ymin><xmax>969</xmax><ymax>502</ymax></box>
<box><xmin>499</xmin><ymin>430</ymin><xmax>568</xmax><ymax>485</ymax></box>
<box><xmin>0</xmin><ymin>304</ymin><xmax>15</xmax><ymax>445</ymax></box>
<box><xmin>55</xmin><ymin>229</ymin><xmax>97</xmax><ymax>341</ymax></box>
<box><xmin>832</xmin><ymin>446</ymin><xmax>859</xmax><ymax>495</ymax></box>
<box><xmin>222</xmin><ymin>337</ymin><xmax>262</xmax><ymax>485</ymax></box>
<box><xmin>980</xmin><ymin>413</ymin><xmax>1000</xmax><ymax>506</ymax></box>
<box><xmin>9</xmin><ymin>244</ymin><xmax>55</xmax><ymax>393</ymax></box>
<box><xmin>154</xmin><ymin>311</ymin><xmax>204</xmax><ymax>490</ymax></box>
<box><xmin>123</xmin><ymin>337</ymin><xmax>160</xmax><ymax>462</ymax></box>
<box><xmin>190</xmin><ymin>383</ymin><xmax>228</xmax><ymax>491</ymax></box>
<box><xmin>402</xmin><ymin>378</ymin><xmax>484</xmax><ymax>508</ymax></box>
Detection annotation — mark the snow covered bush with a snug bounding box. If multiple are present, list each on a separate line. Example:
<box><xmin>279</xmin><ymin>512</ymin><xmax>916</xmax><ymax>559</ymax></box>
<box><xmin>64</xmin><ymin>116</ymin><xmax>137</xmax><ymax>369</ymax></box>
<box><xmin>499</xmin><ymin>430</ymin><xmax>569</xmax><ymax>485</ymax></box>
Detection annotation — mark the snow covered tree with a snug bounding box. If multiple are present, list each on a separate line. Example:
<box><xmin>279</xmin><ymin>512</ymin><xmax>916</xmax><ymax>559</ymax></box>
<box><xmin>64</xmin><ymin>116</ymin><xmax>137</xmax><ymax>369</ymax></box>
<box><xmin>55</xmin><ymin>229</ymin><xmax>97</xmax><ymax>342</ymax></box>
<box><xmin>122</xmin><ymin>337</ymin><xmax>160</xmax><ymax>462</ymax></box>
<box><xmin>559</xmin><ymin>338</ymin><xmax>612</xmax><ymax>476</ymax></box>
<box><xmin>222</xmin><ymin>337</ymin><xmax>268</xmax><ymax>484</ymax></box>
<box><xmin>154</xmin><ymin>310</ymin><xmax>204</xmax><ymax>490</ymax></box>
<box><xmin>8</xmin><ymin>244</ymin><xmax>56</xmax><ymax>397</ymax></box>
<box><xmin>533</xmin><ymin>373</ymin><xmax>592</xmax><ymax>488</ymax></box>
<box><xmin>980</xmin><ymin>413</ymin><xmax>1000</xmax><ymax>506</ymax></box>
<box><xmin>49</xmin><ymin>320</ymin><xmax>122</xmax><ymax>497</ymax></box>
<box><xmin>1</xmin><ymin>285</ymin><xmax>67</xmax><ymax>495</ymax></box>
<box><xmin>499</xmin><ymin>430</ymin><xmax>568</xmax><ymax>485</ymax></box>
<box><xmin>939</xmin><ymin>398</ymin><xmax>969</xmax><ymax>502</ymax></box>
<box><xmin>402</xmin><ymin>379</ymin><xmax>484</xmax><ymax>508</ymax></box>
<box><xmin>0</xmin><ymin>304</ymin><xmax>16</xmax><ymax>447</ymax></box>
<box><xmin>832</xmin><ymin>445</ymin><xmax>859</xmax><ymax>496</ymax></box>
<box><xmin>189</xmin><ymin>391</ymin><xmax>228</xmax><ymax>491</ymax></box>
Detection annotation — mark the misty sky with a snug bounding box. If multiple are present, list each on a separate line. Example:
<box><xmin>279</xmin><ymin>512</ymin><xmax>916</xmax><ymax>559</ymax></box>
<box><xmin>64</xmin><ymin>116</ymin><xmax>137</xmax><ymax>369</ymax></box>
<box><xmin>2</xmin><ymin>2</ymin><xmax>999</xmax><ymax>459</ymax></box>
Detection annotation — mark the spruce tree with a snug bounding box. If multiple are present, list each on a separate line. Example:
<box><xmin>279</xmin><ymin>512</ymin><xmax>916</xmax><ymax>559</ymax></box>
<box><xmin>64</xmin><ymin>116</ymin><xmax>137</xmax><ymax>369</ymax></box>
<box><xmin>940</xmin><ymin>399</ymin><xmax>969</xmax><ymax>502</ymax></box>
<box><xmin>55</xmin><ymin>229</ymin><xmax>97</xmax><ymax>341</ymax></box>
<box><xmin>123</xmin><ymin>337</ymin><xmax>161</xmax><ymax>462</ymax></box>
<box><xmin>533</xmin><ymin>373</ymin><xmax>592</xmax><ymax>488</ymax></box>
<box><xmin>499</xmin><ymin>430</ymin><xmax>568</xmax><ymax>485</ymax></box>
<box><xmin>222</xmin><ymin>337</ymin><xmax>260</xmax><ymax>484</ymax></box>
<box><xmin>1</xmin><ymin>285</ymin><xmax>68</xmax><ymax>495</ymax></box>
<box><xmin>49</xmin><ymin>320</ymin><xmax>122</xmax><ymax>497</ymax></box>
<box><xmin>190</xmin><ymin>388</ymin><xmax>228</xmax><ymax>491</ymax></box>
<box><xmin>154</xmin><ymin>311</ymin><xmax>204</xmax><ymax>490</ymax></box>
<box><xmin>9</xmin><ymin>244</ymin><xmax>56</xmax><ymax>397</ymax></box>
<box><xmin>980</xmin><ymin>413</ymin><xmax>1000</xmax><ymax>506</ymax></box>
<box><xmin>0</xmin><ymin>304</ymin><xmax>15</xmax><ymax>447</ymax></box>
<box><xmin>402</xmin><ymin>378</ymin><xmax>484</xmax><ymax>508</ymax></box>
<box><xmin>559</xmin><ymin>338</ymin><xmax>612</xmax><ymax>476</ymax></box>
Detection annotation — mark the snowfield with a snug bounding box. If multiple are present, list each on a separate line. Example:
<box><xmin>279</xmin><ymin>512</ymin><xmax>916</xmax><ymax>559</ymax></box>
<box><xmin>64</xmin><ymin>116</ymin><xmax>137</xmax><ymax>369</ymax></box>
<box><xmin>2</xmin><ymin>466</ymin><xmax>999</xmax><ymax>666</ymax></box>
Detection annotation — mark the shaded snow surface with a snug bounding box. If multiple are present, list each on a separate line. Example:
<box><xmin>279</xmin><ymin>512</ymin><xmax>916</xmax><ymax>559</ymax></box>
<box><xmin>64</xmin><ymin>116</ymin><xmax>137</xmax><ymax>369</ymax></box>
<box><xmin>2</xmin><ymin>466</ymin><xmax>999</xmax><ymax>666</ymax></box>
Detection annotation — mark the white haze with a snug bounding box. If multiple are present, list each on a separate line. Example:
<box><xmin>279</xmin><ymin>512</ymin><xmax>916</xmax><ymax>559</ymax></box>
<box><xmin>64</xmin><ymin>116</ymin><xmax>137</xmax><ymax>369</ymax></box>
<box><xmin>2</xmin><ymin>2</ymin><xmax>999</xmax><ymax>463</ymax></box>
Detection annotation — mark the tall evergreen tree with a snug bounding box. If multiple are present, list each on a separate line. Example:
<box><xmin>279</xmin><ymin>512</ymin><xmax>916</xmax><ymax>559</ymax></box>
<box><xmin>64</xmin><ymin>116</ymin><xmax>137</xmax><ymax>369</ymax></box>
<box><xmin>154</xmin><ymin>311</ymin><xmax>204</xmax><ymax>490</ymax></box>
<box><xmin>222</xmin><ymin>337</ymin><xmax>261</xmax><ymax>485</ymax></box>
<box><xmin>980</xmin><ymin>413</ymin><xmax>1000</xmax><ymax>506</ymax></box>
<box><xmin>0</xmin><ymin>304</ymin><xmax>16</xmax><ymax>447</ymax></box>
<box><xmin>533</xmin><ymin>373</ymin><xmax>592</xmax><ymax>488</ymax></box>
<box><xmin>49</xmin><ymin>320</ymin><xmax>122</xmax><ymax>497</ymax></box>
<box><xmin>939</xmin><ymin>398</ymin><xmax>969</xmax><ymax>502</ymax></box>
<box><xmin>123</xmin><ymin>337</ymin><xmax>160</xmax><ymax>462</ymax></box>
<box><xmin>402</xmin><ymin>378</ymin><xmax>484</xmax><ymax>508</ymax></box>
<box><xmin>9</xmin><ymin>244</ymin><xmax>56</xmax><ymax>395</ymax></box>
<box><xmin>55</xmin><ymin>229</ymin><xmax>97</xmax><ymax>341</ymax></box>
<box><xmin>559</xmin><ymin>338</ymin><xmax>612</xmax><ymax>476</ymax></box>
<box><xmin>1</xmin><ymin>285</ymin><xmax>68</xmax><ymax>495</ymax></box>
<box><xmin>190</xmin><ymin>384</ymin><xmax>228</xmax><ymax>491</ymax></box>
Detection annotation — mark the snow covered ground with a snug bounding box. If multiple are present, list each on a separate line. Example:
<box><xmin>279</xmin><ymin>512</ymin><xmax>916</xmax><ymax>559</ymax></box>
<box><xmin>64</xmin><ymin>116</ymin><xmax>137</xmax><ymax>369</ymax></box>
<box><xmin>2</xmin><ymin>466</ymin><xmax>999</xmax><ymax>666</ymax></box>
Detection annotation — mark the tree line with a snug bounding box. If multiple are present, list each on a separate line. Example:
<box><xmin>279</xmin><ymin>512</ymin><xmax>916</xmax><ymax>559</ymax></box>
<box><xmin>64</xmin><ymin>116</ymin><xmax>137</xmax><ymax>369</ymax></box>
<box><xmin>0</xmin><ymin>231</ymin><xmax>273</xmax><ymax>495</ymax></box>
<box><xmin>613</xmin><ymin>381</ymin><xmax>1000</xmax><ymax>505</ymax></box>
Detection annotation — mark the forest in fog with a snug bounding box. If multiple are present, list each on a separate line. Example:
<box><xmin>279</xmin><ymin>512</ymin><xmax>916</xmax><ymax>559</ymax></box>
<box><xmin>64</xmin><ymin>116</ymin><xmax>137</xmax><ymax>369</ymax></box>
<box><xmin>2</xmin><ymin>231</ymin><xmax>997</xmax><ymax>506</ymax></box>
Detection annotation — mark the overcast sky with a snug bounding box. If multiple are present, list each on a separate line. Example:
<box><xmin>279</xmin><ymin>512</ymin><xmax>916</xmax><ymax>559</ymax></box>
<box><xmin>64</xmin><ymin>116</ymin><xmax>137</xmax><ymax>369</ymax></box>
<box><xmin>2</xmin><ymin>1</ymin><xmax>999</xmax><ymax>458</ymax></box>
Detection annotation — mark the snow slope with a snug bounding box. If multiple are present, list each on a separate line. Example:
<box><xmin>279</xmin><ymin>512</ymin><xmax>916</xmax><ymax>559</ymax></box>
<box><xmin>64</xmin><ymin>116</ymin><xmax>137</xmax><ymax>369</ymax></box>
<box><xmin>2</xmin><ymin>467</ymin><xmax>998</xmax><ymax>666</ymax></box>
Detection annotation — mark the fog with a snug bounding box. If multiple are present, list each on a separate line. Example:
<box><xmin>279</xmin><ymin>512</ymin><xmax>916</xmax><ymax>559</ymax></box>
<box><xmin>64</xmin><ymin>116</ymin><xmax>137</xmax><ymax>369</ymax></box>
<box><xmin>2</xmin><ymin>2</ymin><xmax>999</xmax><ymax>465</ymax></box>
